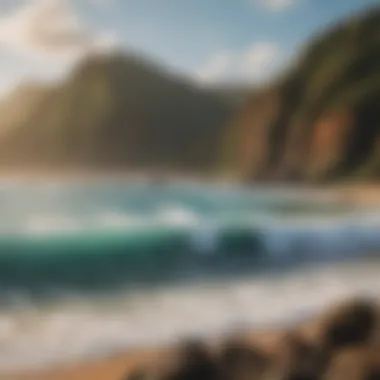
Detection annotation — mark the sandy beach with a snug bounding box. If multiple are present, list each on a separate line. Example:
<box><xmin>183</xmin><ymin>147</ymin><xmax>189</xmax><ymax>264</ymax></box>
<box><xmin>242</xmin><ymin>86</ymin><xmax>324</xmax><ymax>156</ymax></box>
<box><xmin>1</xmin><ymin>349</ymin><xmax>159</xmax><ymax>380</ymax></box>
<box><xmin>0</xmin><ymin>330</ymin><xmax>283</xmax><ymax>380</ymax></box>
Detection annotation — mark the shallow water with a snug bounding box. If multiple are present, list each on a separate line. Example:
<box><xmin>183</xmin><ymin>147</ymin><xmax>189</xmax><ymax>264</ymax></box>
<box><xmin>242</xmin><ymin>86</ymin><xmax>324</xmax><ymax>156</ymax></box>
<box><xmin>1</xmin><ymin>179</ymin><xmax>380</xmax><ymax>370</ymax></box>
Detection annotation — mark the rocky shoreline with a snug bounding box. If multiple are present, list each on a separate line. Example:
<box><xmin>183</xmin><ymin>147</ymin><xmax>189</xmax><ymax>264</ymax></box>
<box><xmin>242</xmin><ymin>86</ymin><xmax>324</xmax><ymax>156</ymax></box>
<box><xmin>4</xmin><ymin>297</ymin><xmax>380</xmax><ymax>380</ymax></box>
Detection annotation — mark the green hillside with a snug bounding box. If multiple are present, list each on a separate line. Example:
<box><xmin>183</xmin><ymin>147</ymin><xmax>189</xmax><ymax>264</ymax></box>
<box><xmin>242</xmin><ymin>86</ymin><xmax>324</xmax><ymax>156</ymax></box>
<box><xmin>225</xmin><ymin>5</ymin><xmax>380</xmax><ymax>182</ymax></box>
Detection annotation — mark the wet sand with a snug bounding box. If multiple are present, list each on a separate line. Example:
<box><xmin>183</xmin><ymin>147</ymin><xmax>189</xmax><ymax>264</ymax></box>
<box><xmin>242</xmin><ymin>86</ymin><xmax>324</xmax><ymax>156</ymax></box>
<box><xmin>0</xmin><ymin>330</ymin><xmax>283</xmax><ymax>380</ymax></box>
<box><xmin>1</xmin><ymin>350</ymin><xmax>159</xmax><ymax>380</ymax></box>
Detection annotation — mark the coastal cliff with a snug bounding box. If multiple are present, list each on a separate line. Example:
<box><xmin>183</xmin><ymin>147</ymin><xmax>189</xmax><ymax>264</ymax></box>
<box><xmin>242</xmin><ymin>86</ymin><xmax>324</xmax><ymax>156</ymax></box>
<box><xmin>224</xmin><ymin>6</ymin><xmax>380</xmax><ymax>182</ymax></box>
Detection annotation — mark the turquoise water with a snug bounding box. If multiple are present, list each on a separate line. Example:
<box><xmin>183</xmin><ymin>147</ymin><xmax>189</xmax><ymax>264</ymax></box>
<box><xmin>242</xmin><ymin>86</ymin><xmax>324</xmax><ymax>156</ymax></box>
<box><xmin>0</xmin><ymin>180</ymin><xmax>379</xmax><ymax>294</ymax></box>
<box><xmin>1</xmin><ymin>179</ymin><xmax>380</xmax><ymax>371</ymax></box>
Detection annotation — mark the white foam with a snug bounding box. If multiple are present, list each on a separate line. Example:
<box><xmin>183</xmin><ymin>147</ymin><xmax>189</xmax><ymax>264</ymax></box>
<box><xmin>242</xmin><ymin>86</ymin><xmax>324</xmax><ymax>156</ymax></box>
<box><xmin>156</xmin><ymin>203</ymin><xmax>199</xmax><ymax>227</ymax></box>
<box><xmin>1</xmin><ymin>258</ymin><xmax>380</xmax><ymax>371</ymax></box>
<box><xmin>13</xmin><ymin>210</ymin><xmax>380</xmax><ymax>261</ymax></box>
<box><xmin>96</xmin><ymin>212</ymin><xmax>143</xmax><ymax>228</ymax></box>
<box><xmin>25</xmin><ymin>215</ymin><xmax>81</xmax><ymax>236</ymax></box>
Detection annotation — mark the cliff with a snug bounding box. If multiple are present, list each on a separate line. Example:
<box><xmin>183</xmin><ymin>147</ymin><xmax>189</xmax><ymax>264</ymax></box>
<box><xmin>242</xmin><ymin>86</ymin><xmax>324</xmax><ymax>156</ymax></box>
<box><xmin>225</xmin><ymin>6</ymin><xmax>380</xmax><ymax>182</ymax></box>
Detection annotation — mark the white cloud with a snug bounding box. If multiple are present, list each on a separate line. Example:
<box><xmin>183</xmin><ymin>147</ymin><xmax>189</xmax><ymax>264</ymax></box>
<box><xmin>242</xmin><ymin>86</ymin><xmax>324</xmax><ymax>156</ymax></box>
<box><xmin>93</xmin><ymin>32</ymin><xmax>118</xmax><ymax>52</ymax></box>
<box><xmin>193</xmin><ymin>51</ymin><xmax>235</xmax><ymax>84</ymax></box>
<box><xmin>242</xmin><ymin>43</ymin><xmax>278</xmax><ymax>78</ymax></box>
<box><xmin>194</xmin><ymin>42</ymin><xmax>280</xmax><ymax>84</ymax></box>
<box><xmin>0</xmin><ymin>0</ymin><xmax>118</xmax><ymax>61</ymax></box>
<box><xmin>250</xmin><ymin>0</ymin><xmax>297</xmax><ymax>12</ymax></box>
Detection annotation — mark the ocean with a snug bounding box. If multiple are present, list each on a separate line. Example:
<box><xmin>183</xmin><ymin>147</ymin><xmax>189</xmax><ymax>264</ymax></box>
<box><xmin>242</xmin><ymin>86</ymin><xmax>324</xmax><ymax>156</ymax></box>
<box><xmin>1</xmin><ymin>179</ymin><xmax>380</xmax><ymax>371</ymax></box>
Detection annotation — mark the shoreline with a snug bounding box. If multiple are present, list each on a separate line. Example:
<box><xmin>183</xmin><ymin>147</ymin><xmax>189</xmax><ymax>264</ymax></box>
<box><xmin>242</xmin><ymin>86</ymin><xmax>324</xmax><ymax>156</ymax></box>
<box><xmin>0</xmin><ymin>265</ymin><xmax>379</xmax><ymax>379</ymax></box>
<box><xmin>0</xmin><ymin>329</ymin><xmax>284</xmax><ymax>380</ymax></box>
<box><xmin>0</xmin><ymin>171</ymin><xmax>379</xmax><ymax>208</ymax></box>
<box><xmin>1</xmin><ymin>299</ymin><xmax>374</xmax><ymax>380</ymax></box>
<box><xmin>0</xmin><ymin>168</ymin><xmax>379</xmax><ymax>195</ymax></box>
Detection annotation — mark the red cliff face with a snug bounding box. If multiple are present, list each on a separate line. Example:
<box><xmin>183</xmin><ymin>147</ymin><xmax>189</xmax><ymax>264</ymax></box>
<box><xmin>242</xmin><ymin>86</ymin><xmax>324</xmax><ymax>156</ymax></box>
<box><xmin>307</xmin><ymin>109</ymin><xmax>354</xmax><ymax>180</ymax></box>
<box><xmin>226</xmin><ymin>87</ymin><xmax>380</xmax><ymax>182</ymax></box>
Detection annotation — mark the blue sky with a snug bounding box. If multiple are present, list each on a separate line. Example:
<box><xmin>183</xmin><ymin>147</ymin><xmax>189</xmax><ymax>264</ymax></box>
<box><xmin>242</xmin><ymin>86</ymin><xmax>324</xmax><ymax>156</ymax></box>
<box><xmin>0</xmin><ymin>0</ymin><xmax>378</xmax><ymax>95</ymax></box>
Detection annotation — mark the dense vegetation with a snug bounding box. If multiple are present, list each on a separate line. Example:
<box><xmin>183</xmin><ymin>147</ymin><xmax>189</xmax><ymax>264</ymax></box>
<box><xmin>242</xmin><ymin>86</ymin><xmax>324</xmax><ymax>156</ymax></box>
<box><xmin>224</xmin><ymin>5</ymin><xmax>380</xmax><ymax>182</ymax></box>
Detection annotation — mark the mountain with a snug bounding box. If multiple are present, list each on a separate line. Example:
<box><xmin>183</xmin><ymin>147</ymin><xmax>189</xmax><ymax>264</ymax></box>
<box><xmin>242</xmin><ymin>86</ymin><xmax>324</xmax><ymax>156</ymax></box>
<box><xmin>0</xmin><ymin>82</ymin><xmax>47</xmax><ymax>138</ymax></box>
<box><xmin>0</xmin><ymin>53</ymin><xmax>233</xmax><ymax>173</ymax></box>
<box><xmin>223</xmin><ymin>5</ymin><xmax>380</xmax><ymax>182</ymax></box>
<box><xmin>210</xmin><ymin>84</ymin><xmax>252</xmax><ymax>107</ymax></box>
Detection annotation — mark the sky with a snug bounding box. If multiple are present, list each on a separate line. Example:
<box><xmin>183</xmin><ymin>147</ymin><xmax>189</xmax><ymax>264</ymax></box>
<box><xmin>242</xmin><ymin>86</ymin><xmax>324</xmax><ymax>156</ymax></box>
<box><xmin>0</xmin><ymin>0</ymin><xmax>378</xmax><ymax>95</ymax></box>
